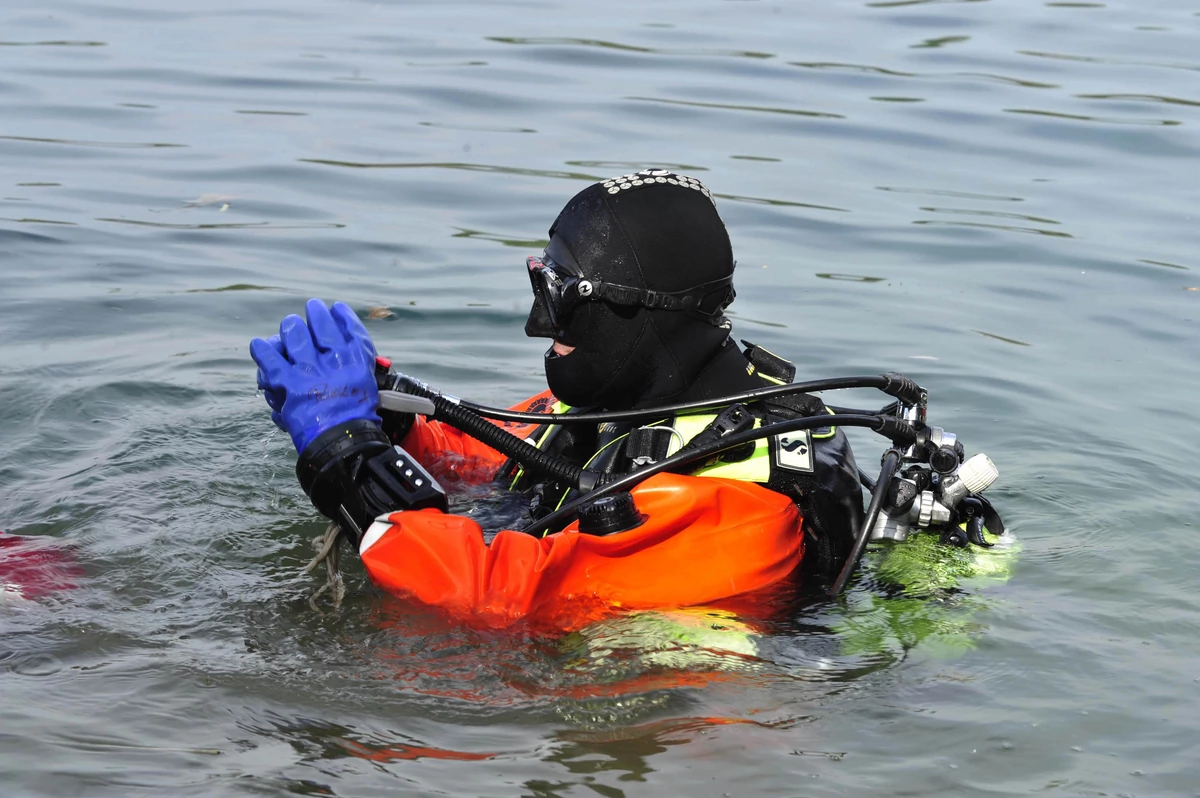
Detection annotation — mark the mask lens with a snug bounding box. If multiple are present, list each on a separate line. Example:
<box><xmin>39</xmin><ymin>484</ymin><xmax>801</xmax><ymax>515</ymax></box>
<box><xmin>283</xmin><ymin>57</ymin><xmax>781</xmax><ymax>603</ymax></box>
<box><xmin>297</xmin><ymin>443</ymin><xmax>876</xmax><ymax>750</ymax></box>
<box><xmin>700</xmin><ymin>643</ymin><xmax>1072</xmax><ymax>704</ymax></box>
<box><xmin>527</xmin><ymin>255</ymin><xmax>578</xmax><ymax>333</ymax></box>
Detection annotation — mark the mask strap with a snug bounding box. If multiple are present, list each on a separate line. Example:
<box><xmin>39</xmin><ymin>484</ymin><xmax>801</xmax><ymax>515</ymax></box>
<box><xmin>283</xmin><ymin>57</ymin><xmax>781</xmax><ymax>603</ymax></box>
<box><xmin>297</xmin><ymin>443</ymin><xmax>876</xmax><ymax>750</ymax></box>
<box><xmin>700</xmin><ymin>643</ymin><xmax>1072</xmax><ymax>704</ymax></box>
<box><xmin>587</xmin><ymin>275</ymin><xmax>734</xmax><ymax>322</ymax></box>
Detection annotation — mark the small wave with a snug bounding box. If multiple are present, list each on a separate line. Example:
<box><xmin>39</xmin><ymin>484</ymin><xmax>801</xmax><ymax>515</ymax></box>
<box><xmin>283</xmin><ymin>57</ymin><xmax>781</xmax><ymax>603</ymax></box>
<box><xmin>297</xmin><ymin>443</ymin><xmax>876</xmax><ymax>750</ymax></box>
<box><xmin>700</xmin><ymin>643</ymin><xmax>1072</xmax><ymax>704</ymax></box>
<box><xmin>625</xmin><ymin>95</ymin><xmax>844</xmax><ymax>119</ymax></box>
<box><xmin>0</xmin><ymin>135</ymin><xmax>185</xmax><ymax>149</ymax></box>
<box><xmin>95</xmin><ymin>218</ymin><xmax>345</xmax><ymax>230</ymax></box>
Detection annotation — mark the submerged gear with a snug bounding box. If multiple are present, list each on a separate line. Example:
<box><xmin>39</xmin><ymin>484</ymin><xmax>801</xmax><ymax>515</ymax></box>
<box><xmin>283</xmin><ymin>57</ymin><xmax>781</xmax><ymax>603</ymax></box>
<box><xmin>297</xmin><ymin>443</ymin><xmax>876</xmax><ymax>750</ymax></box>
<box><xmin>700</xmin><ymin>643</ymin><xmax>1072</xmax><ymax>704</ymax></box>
<box><xmin>526</xmin><ymin>170</ymin><xmax>740</xmax><ymax>410</ymax></box>
<box><xmin>1</xmin><ymin>532</ymin><xmax>81</xmax><ymax>601</ymax></box>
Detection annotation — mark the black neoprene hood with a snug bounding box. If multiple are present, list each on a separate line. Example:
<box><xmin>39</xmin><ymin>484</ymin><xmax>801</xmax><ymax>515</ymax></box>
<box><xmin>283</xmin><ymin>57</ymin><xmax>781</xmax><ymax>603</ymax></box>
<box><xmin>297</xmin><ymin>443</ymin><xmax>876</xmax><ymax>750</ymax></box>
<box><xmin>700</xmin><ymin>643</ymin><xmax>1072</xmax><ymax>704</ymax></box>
<box><xmin>525</xmin><ymin>169</ymin><xmax>740</xmax><ymax>410</ymax></box>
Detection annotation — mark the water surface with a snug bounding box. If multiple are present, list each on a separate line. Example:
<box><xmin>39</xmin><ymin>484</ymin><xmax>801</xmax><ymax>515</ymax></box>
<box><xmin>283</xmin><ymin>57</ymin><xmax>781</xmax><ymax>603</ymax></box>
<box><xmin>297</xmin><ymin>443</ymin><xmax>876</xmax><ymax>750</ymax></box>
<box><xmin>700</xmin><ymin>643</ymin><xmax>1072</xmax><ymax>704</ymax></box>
<box><xmin>2</xmin><ymin>0</ymin><xmax>1199</xmax><ymax>795</ymax></box>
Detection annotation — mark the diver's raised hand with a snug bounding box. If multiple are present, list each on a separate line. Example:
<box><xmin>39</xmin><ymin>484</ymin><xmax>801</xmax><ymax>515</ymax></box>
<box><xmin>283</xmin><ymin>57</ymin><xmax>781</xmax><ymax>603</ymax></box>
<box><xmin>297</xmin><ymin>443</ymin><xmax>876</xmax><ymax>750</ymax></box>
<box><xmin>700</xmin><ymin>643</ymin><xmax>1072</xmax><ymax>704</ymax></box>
<box><xmin>250</xmin><ymin>299</ymin><xmax>380</xmax><ymax>453</ymax></box>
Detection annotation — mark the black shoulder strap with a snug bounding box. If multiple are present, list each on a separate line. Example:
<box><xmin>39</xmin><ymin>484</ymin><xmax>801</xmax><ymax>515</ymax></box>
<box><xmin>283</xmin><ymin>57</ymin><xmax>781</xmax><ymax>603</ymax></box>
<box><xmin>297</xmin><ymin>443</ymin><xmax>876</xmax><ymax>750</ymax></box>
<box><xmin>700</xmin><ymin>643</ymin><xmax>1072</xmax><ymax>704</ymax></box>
<box><xmin>739</xmin><ymin>340</ymin><xmax>825</xmax><ymax>417</ymax></box>
<box><xmin>765</xmin><ymin>391</ymin><xmax>827</xmax><ymax>418</ymax></box>
<box><xmin>741</xmin><ymin>339</ymin><xmax>797</xmax><ymax>384</ymax></box>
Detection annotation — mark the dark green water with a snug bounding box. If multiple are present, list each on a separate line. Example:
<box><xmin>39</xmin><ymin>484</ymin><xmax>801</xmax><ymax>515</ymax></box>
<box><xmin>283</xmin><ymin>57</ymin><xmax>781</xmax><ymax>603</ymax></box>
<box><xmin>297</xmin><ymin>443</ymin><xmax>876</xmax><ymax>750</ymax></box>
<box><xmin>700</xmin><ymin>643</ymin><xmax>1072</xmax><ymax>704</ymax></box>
<box><xmin>2</xmin><ymin>0</ymin><xmax>1198</xmax><ymax>795</ymax></box>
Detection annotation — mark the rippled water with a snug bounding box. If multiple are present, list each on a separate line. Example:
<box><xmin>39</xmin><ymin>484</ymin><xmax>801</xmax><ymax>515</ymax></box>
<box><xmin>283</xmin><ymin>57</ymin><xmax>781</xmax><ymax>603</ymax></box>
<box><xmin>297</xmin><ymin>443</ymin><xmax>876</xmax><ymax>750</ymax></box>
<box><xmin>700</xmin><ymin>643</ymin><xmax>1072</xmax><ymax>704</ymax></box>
<box><xmin>2</xmin><ymin>0</ymin><xmax>1198</xmax><ymax>795</ymax></box>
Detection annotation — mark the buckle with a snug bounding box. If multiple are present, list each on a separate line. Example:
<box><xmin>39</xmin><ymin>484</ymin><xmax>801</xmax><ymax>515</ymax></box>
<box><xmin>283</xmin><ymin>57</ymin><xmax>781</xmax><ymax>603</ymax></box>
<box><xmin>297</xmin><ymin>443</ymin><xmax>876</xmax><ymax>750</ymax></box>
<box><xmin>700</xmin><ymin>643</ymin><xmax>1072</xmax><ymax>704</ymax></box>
<box><xmin>626</xmin><ymin>426</ymin><xmax>680</xmax><ymax>468</ymax></box>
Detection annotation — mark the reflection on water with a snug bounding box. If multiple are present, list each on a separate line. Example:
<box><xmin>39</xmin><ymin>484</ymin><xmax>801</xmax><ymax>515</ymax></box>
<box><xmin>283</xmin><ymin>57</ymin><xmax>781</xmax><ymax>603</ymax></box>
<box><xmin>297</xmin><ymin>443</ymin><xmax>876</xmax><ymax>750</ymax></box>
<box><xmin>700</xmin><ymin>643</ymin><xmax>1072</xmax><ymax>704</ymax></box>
<box><xmin>3</xmin><ymin>0</ymin><xmax>1200</xmax><ymax>795</ymax></box>
<box><xmin>1005</xmin><ymin>107</ymin><xmax>1182</xmax><ymax>126</ymax></box>
<box><xmin>625</xmin><ymin>95</ymin><xmax>845</xmax><ymax>119</ymax></box>
<box><xmin>913</xmin><ymin>219</ymin><xmax>1073</xmax><ymax>238</ymax></box>
<box><xmin>298</xmin><ymin>159</ymin><xmax>605</xmax><ymax>181</ymax></box>
<box><xmin>815</xmin><ymin>273</ymin><xmax>886</xmax><ymax>282</ymax></box>
<box><xmin>0</xmin><ymin>134</ymin><xmax>186</xmax><ymax>148</ymax></box>
<box><xmin>487</xmin><ymin>35</ymin><xmax>776</xmax><ymax>60</ymax></box>
<box><xmin>97</xmin><ymin>218</ymin><xmax>346</xmax><ymax>230</ymax></box>
<box><xmin>1019</xmin><ymin>48</ymin><xmax>1200</xmax><ymax>72</ymax></box>
<box><xmin>565</xmin><ymin>159</ymin><xmax>708</xmax><ymax>171</ymax></box>
<box><xmin>971</xmin><ymin>330</ymin><xmax>1033</xmax><ymax>347</ymax></box>
<box><xmin>451</xmin><ymin>227</ymin><xmax>548</xmax><ymax>249</ymax></box>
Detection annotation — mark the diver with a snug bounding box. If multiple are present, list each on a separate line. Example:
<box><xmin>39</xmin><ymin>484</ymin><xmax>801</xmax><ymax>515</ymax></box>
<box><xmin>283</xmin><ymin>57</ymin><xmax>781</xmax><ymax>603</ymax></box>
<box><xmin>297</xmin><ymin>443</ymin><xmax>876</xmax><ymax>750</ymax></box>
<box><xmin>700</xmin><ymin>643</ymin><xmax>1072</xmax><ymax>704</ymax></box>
<box><xmin>251</xmin><ymin>169</ymin><xmax>869</xmax><ymax>625</ymax></box>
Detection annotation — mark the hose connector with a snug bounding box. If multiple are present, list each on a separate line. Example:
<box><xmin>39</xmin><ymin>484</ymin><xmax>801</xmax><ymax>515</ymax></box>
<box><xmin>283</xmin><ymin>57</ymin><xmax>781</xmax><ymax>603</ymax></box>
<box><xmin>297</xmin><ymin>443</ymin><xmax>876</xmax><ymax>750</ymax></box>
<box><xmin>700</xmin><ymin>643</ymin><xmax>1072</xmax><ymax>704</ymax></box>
<box><xmin>874</xmin><ymin>416</ymin><xmax>919</xmax><ymax>446</ymax></box>
<box><xmin>880</xmin><ymin>372</ymin><xmax>927</xmax><ymax>408</ymax></box>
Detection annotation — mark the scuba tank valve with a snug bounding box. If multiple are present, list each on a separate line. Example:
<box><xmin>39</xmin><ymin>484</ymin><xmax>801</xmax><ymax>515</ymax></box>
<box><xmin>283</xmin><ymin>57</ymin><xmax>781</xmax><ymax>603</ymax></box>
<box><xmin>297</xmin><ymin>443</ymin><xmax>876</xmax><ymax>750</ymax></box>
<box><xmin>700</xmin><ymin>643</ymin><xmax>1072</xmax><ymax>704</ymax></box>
<box><xmin>939</xmin><ymin>453</ymin><xmax>999</xmax><ymax>508</ymax></box>
<box><xmin>869</xmin><ymin>442</ymin><xmax>1001</xmax><ymax>544</ymax></box>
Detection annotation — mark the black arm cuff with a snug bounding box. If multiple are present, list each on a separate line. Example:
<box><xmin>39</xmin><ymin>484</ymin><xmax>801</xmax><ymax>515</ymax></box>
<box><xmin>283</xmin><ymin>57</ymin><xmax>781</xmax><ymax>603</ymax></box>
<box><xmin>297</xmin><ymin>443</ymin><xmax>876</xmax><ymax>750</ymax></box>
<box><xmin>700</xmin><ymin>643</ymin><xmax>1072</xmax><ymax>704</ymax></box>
<box><xmin>295</xmin><ymin>419</ymin><xmax>448</xmax><ymax>544</ymax></box>
<box><xmin>296</xmin><ymin>420</ymin><xmax>394</xmax><ymax>541</ymax></box>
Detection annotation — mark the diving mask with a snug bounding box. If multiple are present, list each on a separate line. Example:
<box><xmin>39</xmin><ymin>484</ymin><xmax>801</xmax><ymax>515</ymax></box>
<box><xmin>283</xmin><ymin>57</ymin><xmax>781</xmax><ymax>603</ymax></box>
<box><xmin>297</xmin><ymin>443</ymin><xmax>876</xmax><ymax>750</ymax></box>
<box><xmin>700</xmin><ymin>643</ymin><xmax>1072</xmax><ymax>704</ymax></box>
<box><xmin>525</xmin><ymin>252</ymin><xmax>736</xmax><ymax>344</ymax></box>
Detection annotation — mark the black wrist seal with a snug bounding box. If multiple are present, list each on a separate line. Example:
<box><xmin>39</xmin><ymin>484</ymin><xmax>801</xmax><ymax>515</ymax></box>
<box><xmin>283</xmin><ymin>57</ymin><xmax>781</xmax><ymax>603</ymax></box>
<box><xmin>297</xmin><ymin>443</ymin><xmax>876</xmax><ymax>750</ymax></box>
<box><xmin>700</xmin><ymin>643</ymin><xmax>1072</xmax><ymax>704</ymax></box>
<box><xmin>296</xmin><ymin>419</ymin><xmax>448</xmax><ymax>545</ymax></box>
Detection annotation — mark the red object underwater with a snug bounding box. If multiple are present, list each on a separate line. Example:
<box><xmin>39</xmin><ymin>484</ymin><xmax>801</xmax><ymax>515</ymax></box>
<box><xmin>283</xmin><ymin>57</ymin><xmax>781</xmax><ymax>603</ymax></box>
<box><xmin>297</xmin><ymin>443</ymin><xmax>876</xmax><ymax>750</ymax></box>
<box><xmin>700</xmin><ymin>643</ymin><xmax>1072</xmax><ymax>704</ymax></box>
<box><xmin>0</xmin><ymin>532</ymin><xmax>81</xmax><ymax>601</ymax></box>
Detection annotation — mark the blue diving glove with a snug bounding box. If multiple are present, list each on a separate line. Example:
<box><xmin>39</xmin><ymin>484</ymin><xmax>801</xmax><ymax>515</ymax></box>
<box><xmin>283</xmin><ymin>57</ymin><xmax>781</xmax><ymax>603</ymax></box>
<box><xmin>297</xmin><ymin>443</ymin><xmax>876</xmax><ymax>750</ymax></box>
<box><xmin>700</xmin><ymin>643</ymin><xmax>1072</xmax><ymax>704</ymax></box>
<box><xmin>250</xmin><ymin>299</ymin><xmax>381</xmax><ymax>453</ymax></box>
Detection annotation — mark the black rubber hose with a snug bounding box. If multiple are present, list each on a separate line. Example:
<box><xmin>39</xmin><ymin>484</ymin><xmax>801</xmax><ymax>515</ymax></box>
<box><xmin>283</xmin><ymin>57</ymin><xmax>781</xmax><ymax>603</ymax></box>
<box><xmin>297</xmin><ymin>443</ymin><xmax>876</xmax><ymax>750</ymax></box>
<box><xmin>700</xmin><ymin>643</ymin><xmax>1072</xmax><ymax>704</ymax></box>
<box><xmin>459</xmin><ymin>375</ymin><xmax>921</xmax><ymax>426</ymax></box>
<box><xmin>828</xmin><ymin>402</ymin><xmax>900</xmax><ymax>417</ymax></box>
<box><xmin>384</xmin><ymin>372</ymin><xmax>907</xmax><ymax>492</ymax></box>
<box><xmin>829</xmin><ymin>449</ymin><xmax>902</xmax><ymax>596</ymax></box>
<box><xmin>394</xmin><ymin>376</ymin><xmax>592</xmax><ymax>489</ymax></box>
<box><xmin>520</xmin><ymin>414</ymin><xmax>906</xmax><ymax>537</ymax></box>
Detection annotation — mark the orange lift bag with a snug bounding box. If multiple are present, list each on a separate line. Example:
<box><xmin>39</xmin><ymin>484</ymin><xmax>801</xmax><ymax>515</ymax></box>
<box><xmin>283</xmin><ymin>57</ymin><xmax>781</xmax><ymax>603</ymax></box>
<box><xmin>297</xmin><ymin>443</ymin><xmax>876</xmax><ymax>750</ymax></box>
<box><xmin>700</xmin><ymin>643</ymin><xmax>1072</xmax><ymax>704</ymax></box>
<box><xmin>359</xmin><ymin>472</ymin><xmax>803</xmax><ymax>630</ymax></box>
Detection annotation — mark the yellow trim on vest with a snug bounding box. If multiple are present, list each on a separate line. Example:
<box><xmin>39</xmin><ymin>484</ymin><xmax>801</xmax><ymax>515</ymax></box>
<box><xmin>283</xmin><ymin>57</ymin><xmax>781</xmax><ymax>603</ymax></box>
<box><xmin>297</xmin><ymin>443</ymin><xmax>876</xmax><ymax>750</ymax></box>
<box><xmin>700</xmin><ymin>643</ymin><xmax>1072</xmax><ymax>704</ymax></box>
<box><xmin>509</xmin><ymin>400</ymin><xmax>574</xmax><ymax>488</ymax></box>
<box><xmin>667</xmin><ymin>413</ymin><xmax>772</xmax><ymax>482</ymax></box>
<box><xmin>812</xmin><ymin>406</ymin><xmax>838</xmax><ymax>439</ymax></box>
<box><xmin>511</xmin><ymin>399</ymin><xmax>831</xmax><ymax>491</ymax></box>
